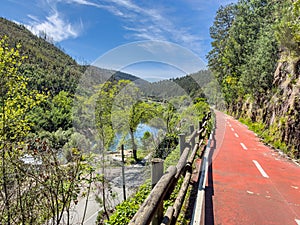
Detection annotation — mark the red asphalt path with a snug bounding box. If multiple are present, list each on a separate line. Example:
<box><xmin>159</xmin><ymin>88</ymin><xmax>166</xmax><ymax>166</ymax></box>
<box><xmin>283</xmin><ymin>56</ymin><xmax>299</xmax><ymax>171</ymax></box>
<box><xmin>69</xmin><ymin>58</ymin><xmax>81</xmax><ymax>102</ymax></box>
<box><xmin>206</xmin><ymin>111</ymin><xmax>300</xmax><ymax>225</ymax></box>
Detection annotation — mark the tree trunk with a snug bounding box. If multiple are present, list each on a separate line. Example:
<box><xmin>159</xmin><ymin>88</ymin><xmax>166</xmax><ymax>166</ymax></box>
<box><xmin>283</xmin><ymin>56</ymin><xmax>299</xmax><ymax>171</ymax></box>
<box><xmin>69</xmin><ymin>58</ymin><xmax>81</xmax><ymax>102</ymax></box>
<box><xmin>2</xmin><ymin>151</ymin><xmax>11</xmax><ymax>225</ymax></box>
<box><xmin>101</xmin><ymin>140</ymin><xmax>109</xmax><ymax>221</ymax></box>
<box><xmin>130</xmin><ymin>129</ymin><xmax>137</xmax><ymax>161</ymax></box>
<box><xmin>81</xmin><ymin>172</ymin><xmax>92</xmax><ymax>224</ymax></box>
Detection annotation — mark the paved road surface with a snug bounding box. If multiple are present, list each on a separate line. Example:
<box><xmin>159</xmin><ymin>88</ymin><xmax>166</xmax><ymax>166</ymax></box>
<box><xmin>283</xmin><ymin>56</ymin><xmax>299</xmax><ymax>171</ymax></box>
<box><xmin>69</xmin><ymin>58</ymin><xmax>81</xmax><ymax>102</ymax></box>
<box><xmin>206</xmin><ymin>111</ymin><xmax>300</xmax><ymax>225</ymax></box>
<box><xmin>60</xmin><ymin>164</ymin><xmax>149</xmax><ymax>225</ymax></box>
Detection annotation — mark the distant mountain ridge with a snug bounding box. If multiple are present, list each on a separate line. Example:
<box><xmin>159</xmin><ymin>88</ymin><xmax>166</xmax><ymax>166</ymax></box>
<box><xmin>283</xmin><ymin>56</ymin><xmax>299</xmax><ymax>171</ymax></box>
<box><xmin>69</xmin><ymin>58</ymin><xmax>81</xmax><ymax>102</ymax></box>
<box><xmin>0</xmin><ymin>17</ymin><xmax>145</xmax><ymax>95</ymax></box>
<box><xmin>0</xmin><ymin>17</ymin><xmax>210</xmax><ymax>100</ymax></box>
<box><xmin>140</xmin><ymin>70</ymin><xmax>212</xmax><ymax>99</ymax></box>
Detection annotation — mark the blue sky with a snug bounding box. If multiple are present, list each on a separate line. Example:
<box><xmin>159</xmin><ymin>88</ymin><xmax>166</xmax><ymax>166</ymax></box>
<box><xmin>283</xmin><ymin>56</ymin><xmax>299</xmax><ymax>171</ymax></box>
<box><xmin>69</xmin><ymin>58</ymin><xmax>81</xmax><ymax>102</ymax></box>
<box><xmin>2</xmin><ymin>0</ymin><xmax>236</xmax><ymax>80</ymax></box>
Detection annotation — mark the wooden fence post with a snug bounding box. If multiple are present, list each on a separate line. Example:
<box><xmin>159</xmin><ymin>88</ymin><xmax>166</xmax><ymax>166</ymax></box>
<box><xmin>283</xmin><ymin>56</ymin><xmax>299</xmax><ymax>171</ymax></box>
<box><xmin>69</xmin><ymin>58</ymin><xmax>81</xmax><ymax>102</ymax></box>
<box><xmin>151</xmin><ymin>158</ymin><xmax>164</xmax><ymax>225</ymax></box>
<box><xmin>198</xmin><ymin>120</ymin><xmax>202</xmax><ymax>131</ymax></box>
<box><xmin>121</xmin><ymin>144</ymin><xmax>126</xmax><ymax>201</ymax></box>
<box><xmin>189</xmin><ymin>125</ymin><xmax>195</xmax><ymax>148</ymax></box>
<box><xmin>179</xmin><ymin>134</ymin><xmax>186</xmax><ymax>155</ymax></box>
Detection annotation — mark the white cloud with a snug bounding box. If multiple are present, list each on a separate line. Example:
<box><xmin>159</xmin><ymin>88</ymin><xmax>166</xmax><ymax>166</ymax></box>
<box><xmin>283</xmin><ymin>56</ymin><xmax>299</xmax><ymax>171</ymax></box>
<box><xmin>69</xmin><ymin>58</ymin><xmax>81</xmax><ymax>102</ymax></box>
<box><xmin>97</xmin><ymin>0</ymin><xmax>204</xmax><ymax>55</ymax></box>
<box><xmin>24</xmin><ymin>0</ymin><xmax>205</xmax><ymax>56</ymax></box>
<box><xmin>26</xmin><ymin>9</ymin><xmax>81</xmax><ymax>42</ymax></box>
<box><xmin>27</xmin><ymin>14</ymin><xmax>39</xmax><ymax>22</ymax></box>
<box><xmin>63</xmin><ymin>0</ymin><xmax>99</xmax><ymax>7</ymax></box>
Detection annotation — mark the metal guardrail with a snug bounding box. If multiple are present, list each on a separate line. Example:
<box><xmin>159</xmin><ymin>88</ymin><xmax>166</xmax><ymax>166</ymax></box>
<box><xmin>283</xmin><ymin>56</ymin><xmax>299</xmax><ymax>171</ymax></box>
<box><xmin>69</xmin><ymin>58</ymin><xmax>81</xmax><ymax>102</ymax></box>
<box><xmin>128</xmin><ymin>112</ymin><xmax>211</xmax><ymax>225</ymax></box>
<box><xmin>191</xmin><ymin>113</ymin><xmax>215</xmax><ymax>225</ymax></box>
<box><xmin>190</xmin><ymin>130</ymin><xmax>214</xmax><ymax>225</ymax></box>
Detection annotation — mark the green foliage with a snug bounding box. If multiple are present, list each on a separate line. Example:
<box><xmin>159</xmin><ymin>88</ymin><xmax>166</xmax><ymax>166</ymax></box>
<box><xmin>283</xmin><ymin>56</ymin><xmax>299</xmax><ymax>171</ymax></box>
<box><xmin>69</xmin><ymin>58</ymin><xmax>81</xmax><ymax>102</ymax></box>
<box><xmin>161</xmin><ymin>102</ymin><xmax>181</xmax><ymax>134</ymax></box>
<box><xmin>127</xmin><ymin>100</ymin><xmax>157</xmax><ymax>160</ymax></box>
<box><xmin>0</xmin><ymin>36</ymin><xmax>46</xmax><ymax>142</ymax></box>
<box><xmin>290</xmin><ymin>0</ymin><xmax>300</xmax><ymax>44</ymax></box>
<box><xmin>29</xmin><ymin>91</ymin><xmax>73</xmax><ymax>132</ymax></box>
<box><xmin>94</xmin><ymin>80</ymin><xmax>128</xmax><ymax>151</ymax></box>
<box><xmin>0</xmin><ymin>36</ymin><xmax>87</xmax><ymax>225</ymax></box>
<box><xmin>163</xmin><ymin>145</ymin><xmax>180</xmax><ymax>171</ymax></box>
<box><xmin>208</xmin><ymin>0</ymin><xmax>280</xmax><ymax>109</ymax></box>
<box><xmin>141</xmin><ymin>70</ymin><xmax>211</xmax><ymax>99</ymax></box>
<box><xmin>239</xmin><ymin>117</ymin><xmax>291</xmax><ymax>156</ymax></box>
<box><xmin>154</xmin><ymin>133</ymin><xmax>179</xmax><ymax>159</ymax></box>
<box><xmin>239</xmin><ymin>26</ymin><xmax>277</xmax><ymax>104</ymax></box>
<box><xmin>0</xmin><ymin>17</ymin><xmax>81</xmax><ymax>96</ymax></box>
<box><xmin>164</xmin><ymin>176</ymin><xmax>183</xmax><ymax>210</ymax></box>
<box><xmin>128</xmin><ymin>101</ymin><xmax>157</xmax><ymax>133</ymax></box>
<box><xmin>103</xmin><ymin>180</ymin><xmax>152</xmax><ymax>225</ymax></box>
<box><xmin>239</xmin><ymin>117</ymin><xmax>266</xmax><ymax>136</ymax></box>
<box><xmin>275</xmin><ymin>0</ymin><xmax>300</xmax><ymax>55</ymax></box>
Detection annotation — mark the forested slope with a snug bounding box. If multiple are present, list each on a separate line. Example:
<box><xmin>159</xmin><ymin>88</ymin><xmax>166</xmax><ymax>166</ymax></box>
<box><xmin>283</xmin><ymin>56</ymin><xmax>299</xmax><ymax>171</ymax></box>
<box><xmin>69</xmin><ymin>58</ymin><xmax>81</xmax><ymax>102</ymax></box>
<box><xmin>141</xmin><ymin>70</ymin><xmax>212</xmax><ymax>99</ymax></box>
<box><xmin>208</xmin><ymin>0</ymin><xmax>300</xmax><ymax>158</ymax></box>
<box><xmin>0</xmin><ymin>17</ymin><xmax>82</xmax><ymax>95</ymax></box>
<box><xmin>0</xmin><ymin>16</ymin><xmax>211</xmax><ymax>149</ymax></box>
<box><xmin>0</xmin><ymin>17</ymin><xmax>148</xmax><ymax>132</ymax></box>
<box><xmin>0</xmin><ymin>16</ymin><xmax>213</xmax><ymax>224</ymax></box>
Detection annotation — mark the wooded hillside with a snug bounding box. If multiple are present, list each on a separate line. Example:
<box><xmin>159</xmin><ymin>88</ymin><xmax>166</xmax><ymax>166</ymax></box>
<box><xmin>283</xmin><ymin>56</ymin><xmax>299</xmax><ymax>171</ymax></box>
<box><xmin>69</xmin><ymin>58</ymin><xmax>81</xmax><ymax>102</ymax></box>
<box><xmin>208</xmin><ymin>0</ymin><xmax>300</xmax><ymax>158</ymax></box>
<box><xmin>0</xmin><ymin>16</ymin><xmax>212</xmax><ymax>224</ymax></box>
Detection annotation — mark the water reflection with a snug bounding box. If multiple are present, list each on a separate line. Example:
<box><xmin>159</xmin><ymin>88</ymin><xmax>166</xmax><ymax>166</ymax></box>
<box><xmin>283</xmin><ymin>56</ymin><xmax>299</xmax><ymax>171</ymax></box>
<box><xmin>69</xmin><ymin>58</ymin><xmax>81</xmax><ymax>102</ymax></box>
<box><xmin>110</xmin><ymin>123</ymin><xmax>159</xmax><ymax>151</ymax></box>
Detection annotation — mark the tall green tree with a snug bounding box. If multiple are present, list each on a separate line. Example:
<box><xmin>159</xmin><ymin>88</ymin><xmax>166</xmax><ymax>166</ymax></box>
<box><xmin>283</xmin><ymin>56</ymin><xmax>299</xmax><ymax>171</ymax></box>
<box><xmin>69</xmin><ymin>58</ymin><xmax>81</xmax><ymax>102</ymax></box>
<box><xmin>207</xmin><ymin>3</ymin><xmax>236</xmax><ymax>83</ymax></box>
<box><xmin>29</xmin><ymin>90</ymin><xmax>73</xmax><ymax>132</ymax></box>
<box><xmin>276</xmin><ymin>0</ymin><xmax>300</xmax><ymax>55</ymax></box>
<box><xmin>0</xmin><ymin>37</ymin><xmax>90</xmax><ymax>225</ymax></box>
<box><xmin>239</xmin><ymin>27</ymin><xmax>278</xmax><ymax>105</ymax></box>
<box><xmin>111</xmin><ymin>81</ymin><xmax>158</xmax><ymax>161</ymax></box>
<box><xmin>93</xmin><ymin>80</ymin><xmax>120</xmax><ymax>220</ymax></box>
<box><xmin>208</xmin><ymin>0</ymin><xmax>280</xmax><ymax>111</ymax></box>
<box><xmin>207</xmin><ymin>3</ymin><xmax>238</xmax><ymax>107</ymax></box>
<box><xmin>128</xmin><ymin>101</ymin><xmax>157</xmax><ymax>160</ymax></box>
<box><xmin>0</xmin><ymin>36</ymin><xmax>45</xmax><ymax>224</ymax></box>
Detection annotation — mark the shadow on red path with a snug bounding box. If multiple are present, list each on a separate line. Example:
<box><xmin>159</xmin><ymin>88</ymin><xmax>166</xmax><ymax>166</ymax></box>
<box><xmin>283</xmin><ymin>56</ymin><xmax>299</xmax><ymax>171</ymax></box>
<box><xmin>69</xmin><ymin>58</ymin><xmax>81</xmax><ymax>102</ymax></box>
<box><xmin>203</xmin><ymin>110</ymin><xmax>300</xmax><ymax>225</ymax></box>
<box><xmin>205</xmin><ymin>139</ymin><xmax>215</xmax><ymax>225</ymax></box>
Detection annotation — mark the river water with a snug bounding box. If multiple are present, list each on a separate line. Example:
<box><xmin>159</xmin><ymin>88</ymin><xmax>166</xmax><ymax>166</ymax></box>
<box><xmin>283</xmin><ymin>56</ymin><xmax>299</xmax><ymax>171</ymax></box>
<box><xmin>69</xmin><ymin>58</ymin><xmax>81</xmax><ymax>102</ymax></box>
<box><xmin>110</xmin><ymin>123</ymin><xmax>159</xmax><ymax>151</ymax></box>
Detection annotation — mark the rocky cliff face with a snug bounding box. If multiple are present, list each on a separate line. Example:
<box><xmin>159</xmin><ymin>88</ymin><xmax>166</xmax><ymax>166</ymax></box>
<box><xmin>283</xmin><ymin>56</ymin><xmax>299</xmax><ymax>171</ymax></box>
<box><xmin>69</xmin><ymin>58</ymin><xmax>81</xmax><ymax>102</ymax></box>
<box><xmin>266</xmin><ymin>57</ymin><xmax>300</xmax><ymax>158</ymax></box>
<box><xmin>238</xmin><ymin>56</ymin><xmax>300</xmax><ymax>159</ymax></box>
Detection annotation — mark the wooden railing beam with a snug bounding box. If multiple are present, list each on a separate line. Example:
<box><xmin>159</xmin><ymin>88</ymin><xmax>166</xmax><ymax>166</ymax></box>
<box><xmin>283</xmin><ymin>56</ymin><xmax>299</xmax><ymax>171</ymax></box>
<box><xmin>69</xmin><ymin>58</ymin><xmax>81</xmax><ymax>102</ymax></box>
<box><xmin>129</xmin><ymin>166</ymin><xmax>177</xmax><ymax>225</ymax></box>
<box><xmin>129</xmin><ymin>112</ymin><xmax>212</xmax><ymax>225</ymax></box>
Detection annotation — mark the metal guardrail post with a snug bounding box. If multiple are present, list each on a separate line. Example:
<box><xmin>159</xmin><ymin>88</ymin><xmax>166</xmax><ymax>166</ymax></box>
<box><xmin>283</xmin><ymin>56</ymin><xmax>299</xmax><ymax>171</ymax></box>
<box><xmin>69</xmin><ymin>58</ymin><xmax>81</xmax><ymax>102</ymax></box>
<box><xmin>191</xmin><ymin>119</ymin><xmax>214</xmax><ymax>225</ymax></box>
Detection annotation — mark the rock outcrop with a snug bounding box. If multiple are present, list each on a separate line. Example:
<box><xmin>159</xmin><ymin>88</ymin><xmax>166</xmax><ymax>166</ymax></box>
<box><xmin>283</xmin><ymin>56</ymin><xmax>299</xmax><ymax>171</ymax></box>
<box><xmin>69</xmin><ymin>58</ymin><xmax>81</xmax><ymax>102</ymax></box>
<box><xmin>266</xmin><ymin>57</ymin><xmax>300</xmax><ymax>158</ymax></box>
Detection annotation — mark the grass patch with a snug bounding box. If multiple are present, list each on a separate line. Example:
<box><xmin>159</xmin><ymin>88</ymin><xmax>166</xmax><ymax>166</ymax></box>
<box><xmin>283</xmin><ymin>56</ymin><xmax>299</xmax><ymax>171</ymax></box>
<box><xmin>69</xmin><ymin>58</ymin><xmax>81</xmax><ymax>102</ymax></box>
<box><xmin>100</xmin><ymin>180</ymin><xmax>152</xmax><ymax>225</ymax></box>
<box><xmin>239</xmin><ymin>117</ymin><xmax>266</xmax><ymax>136</ymax></box>
<box><xmin>164</xmin><ymin>145</ymin><xmax>180</xmax><ymax>171</ymax></box>
<box><xmin>239</xmin><ymin>117</ymin><xmax>291</xmax><ymax>156</ymax></box>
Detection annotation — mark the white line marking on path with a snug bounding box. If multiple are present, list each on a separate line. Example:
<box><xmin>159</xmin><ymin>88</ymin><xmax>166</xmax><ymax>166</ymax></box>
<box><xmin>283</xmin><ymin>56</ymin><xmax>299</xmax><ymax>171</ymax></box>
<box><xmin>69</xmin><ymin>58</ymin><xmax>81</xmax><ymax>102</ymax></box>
<box><xmin>229</xmin><ymin>124</ymin><xmax>232</xmax><ymax>127</ymax></box>
<box><xmin>231</xmin><ymin>127</ymin><xmax>234</xmax><ymax>132</ymax></box>
<box><xmin>234</xmin><ymin>133</ymin><xmax>239</xmax><ymax>138</ymax></box>
<box><xmin>240</xmin><ymin>143</ymin><xmax>247</xmax><ymax>150</ymax></box>
<box><xmin>252</xmin><ymin>160</ymin><xmax>269</xmax><ymax>178</ymax></box>
<box><xmin>295</xmin><ymin>219</ymin><xmax>300</xmax><ymax>225</ymax></box>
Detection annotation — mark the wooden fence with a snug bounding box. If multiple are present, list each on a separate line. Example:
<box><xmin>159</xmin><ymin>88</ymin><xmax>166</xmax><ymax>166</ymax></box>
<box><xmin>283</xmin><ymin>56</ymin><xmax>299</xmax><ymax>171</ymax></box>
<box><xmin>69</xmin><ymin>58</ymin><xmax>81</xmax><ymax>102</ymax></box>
<box><xmin>128</xmin><ymin>112</ymin><xmax>211</xmax><ymax>225</ymax></box>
